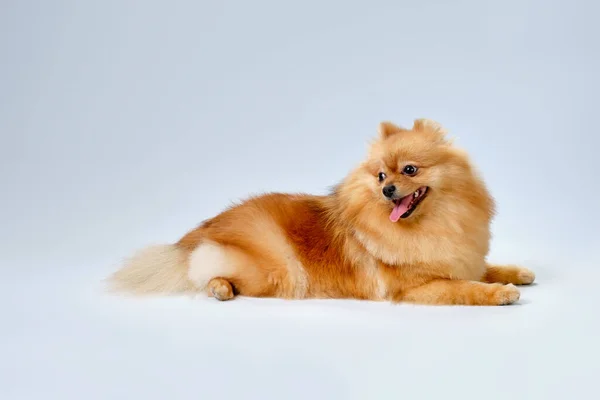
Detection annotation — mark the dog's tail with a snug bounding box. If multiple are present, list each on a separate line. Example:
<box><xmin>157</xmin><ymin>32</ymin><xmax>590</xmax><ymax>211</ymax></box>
<box><xmin>106</xmin><ymin>244</ymin><xmax>197</xmax><ymax>295</ymax></box>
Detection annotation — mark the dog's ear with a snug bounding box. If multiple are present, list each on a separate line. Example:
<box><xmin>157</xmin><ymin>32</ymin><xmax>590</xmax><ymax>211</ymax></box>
<box><xmin>413</xmin><ymin>118</ymin><xmax>455</xmax><ymax>145</ymax></box>
<box><xmin>378</xmin><ymin>121</ymin><xmax>404</xmax><ymax>139</ymax></box>
<box><xmin>412</xmin><ymin>118</ymin><xmax>447</xmax><ymax>136</ymax></box>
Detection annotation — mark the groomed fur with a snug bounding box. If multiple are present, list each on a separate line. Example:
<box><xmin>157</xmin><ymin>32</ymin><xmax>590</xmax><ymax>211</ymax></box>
<box><xmin>107</xmin><ymin>244</ymin><xmax>196</xmax><ymax>295</ymax></box>
<box><xmin>108</xmin><ymin>119</ymin><xmax>535</xmax><ymax>305</ymax></box>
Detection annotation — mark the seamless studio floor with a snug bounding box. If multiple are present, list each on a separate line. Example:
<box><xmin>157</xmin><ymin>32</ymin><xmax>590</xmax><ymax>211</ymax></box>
<box><xmin>1</xmin><ymin>247</ymin><xmax>597</xmax><ymax>399</ymax></box>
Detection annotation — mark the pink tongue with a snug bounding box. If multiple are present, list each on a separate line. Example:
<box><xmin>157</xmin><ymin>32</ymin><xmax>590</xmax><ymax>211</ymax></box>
<box><xmin>390</xmin><ymin>194</ymin><xmax>413</xmax><ymax>222</ymax></box>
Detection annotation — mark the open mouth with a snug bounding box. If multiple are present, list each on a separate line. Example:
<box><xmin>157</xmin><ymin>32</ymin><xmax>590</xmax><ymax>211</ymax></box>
<box><xmin>389</xmin><ymin>187</ymin><xmax>429</xmax><ymax>222</ymax></box>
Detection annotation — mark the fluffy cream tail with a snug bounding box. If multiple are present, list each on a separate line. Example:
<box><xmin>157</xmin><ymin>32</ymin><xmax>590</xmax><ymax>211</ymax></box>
<box><xmin>107</xmin><ymin>244</ymin><xmax>197</xmax><ymax>295</ymax></box>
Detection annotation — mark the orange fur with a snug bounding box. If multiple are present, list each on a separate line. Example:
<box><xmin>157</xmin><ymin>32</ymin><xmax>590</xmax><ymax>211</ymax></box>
<box><xmin>207</xmin><ymin>278</ymin><xmax>235</xmax><ymax>301</ymax></box>
<box><xmin>108</xmin><ymin>118</ymin><xmax>535</xmax><ymax>306</ymax></box>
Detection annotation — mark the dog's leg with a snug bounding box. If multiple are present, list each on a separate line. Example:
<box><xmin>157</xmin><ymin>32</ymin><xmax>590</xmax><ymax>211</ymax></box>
<box><xmin>483</xmin><ymin>264</ymin><xmax>535</xmax><ymax>285</ymax></box>
<box><xmin>400</xmin><ymin>280</ymin><xmax>520</xmax><ymax>306</ymax></box>
<box><xmin>207</xmin><ymin>277</ymin><xmax>235</xmax><ymax>301</ymax></box>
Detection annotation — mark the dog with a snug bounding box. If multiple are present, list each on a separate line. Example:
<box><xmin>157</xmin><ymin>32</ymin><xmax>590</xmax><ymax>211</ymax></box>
<box><xmin>108</xmin><ymin>118</ymin><xmax>535</xmax><ymax>305</ymax></box>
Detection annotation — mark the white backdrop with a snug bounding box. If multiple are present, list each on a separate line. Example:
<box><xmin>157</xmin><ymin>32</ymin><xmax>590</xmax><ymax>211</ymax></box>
<box><xmin>1</xmin><ymin>1</ymin><xmax>598</xmax><ymax>399</ymax></box>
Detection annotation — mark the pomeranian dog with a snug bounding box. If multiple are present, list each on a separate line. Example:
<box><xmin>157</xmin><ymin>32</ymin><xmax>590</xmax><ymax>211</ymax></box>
<box><xmin>108</xmin><ymin>118</ymin><xmax>535</xmax><ymax>305</ymax></box>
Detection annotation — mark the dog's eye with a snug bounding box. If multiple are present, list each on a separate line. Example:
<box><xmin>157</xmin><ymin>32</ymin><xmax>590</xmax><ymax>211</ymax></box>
<box><xmin>378</xmin><ymin>172</ymin><xmax>387</xmax><ymax>182</ymax></box>
<box><xmin>402</xmin><ymin>165</ymin><xmax>418</xmax><ymax>176</ymax></box>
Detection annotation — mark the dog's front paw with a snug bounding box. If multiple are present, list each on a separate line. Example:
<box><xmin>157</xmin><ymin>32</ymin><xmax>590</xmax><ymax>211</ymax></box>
<box><xmin>516</xmin><ymin>268</ymin><xmax>535</xmax><ymax>285</ymax></box>
<box><xmin>492</xmin><ymin>283</ymin><xmax>521</xmax><ymax>305</ymax></box>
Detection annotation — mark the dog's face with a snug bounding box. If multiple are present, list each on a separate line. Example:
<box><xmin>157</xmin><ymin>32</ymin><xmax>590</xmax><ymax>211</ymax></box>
<box><xmin>342</xmin><ymin>119</ymin><xmax>477</xmax><ymax>224</ymax></box>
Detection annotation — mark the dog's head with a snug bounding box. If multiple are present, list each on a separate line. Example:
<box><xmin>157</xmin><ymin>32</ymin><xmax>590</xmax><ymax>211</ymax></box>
<box><xmin>337</xmin><ymin>119</ymin><xmax>492</xmax><ymax>225</ymax></box>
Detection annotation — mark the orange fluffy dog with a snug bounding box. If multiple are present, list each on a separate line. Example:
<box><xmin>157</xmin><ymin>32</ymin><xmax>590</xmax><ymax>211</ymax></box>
<box><xmin>108</xmin><ymin>119</ymin><xmax>535</xmax><ymax>305</ymax></box>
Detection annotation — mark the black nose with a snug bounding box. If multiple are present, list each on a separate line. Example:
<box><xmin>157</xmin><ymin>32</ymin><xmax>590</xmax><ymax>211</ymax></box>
<box><xmin>382</xmin><ymin>185</ymin><xmax>396</xmax><ymax>198</ymax></box>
